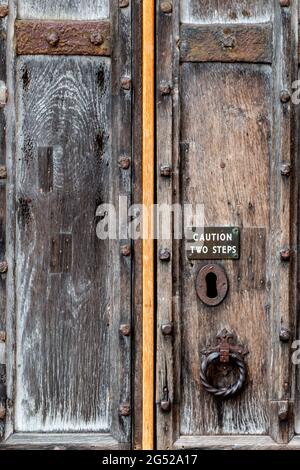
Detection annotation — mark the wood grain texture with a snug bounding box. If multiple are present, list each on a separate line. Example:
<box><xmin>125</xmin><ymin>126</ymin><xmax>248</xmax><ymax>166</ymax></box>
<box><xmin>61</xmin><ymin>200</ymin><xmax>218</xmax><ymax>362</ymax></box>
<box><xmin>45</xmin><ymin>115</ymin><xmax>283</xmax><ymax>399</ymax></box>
<box><xmin>15</xmin><ymin>20</ymin><xmax>111</xmax><ymax>56</ymax></box>
<box><xmin>181</xmin><ymin>0</ymin><xmax>272</xmax><ymax>24</ymax></box>
<box><xmin>180</xmin><ymin>23</ymin><xmax>273</xmax><ymax>63</ymax></box>
<box><xmin>0</xmin><ymin>3</ymin><xmax>7</xmax><ymax>441</ymax></box>
<box><xmin>142</xmin><ymin>0</ymin><xmax>155</xmax><ymax>451</ymax></box>
<box><xmin>15</xmin><ymin>56</ymin><xmax>112</xmax><ymax>432</ymax></box>
<box><xmin>179</xmin><ymin>63</ymin><xmax>272</xmax><ymax>436</ymax></box>
<box><xmin>17</xmin><ymin>0</ymin><xmax>109</xmax><ymax>20</ymax></box>
<box><xmin>174</xmin><ymin>435</ymin><xmax>300</xmax><ymax>450</ymax></box>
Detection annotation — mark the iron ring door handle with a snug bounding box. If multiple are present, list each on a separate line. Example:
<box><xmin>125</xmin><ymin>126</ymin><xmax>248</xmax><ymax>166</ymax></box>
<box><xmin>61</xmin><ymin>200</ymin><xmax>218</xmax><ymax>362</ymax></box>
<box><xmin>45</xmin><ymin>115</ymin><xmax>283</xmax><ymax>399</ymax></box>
<box><xmin>200</xmin><ymin>351</ymin><xmax>246</xmax><ymax>399</ymax></box>
<box><xmin>200</xmin><ymin>329</ymin><xmax>248</xmax><ymax>399</ymax></box>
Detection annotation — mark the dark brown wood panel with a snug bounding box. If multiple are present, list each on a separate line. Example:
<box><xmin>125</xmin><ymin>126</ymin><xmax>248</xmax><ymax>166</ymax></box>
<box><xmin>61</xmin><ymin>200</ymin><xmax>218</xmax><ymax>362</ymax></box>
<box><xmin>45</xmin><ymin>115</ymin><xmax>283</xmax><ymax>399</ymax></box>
<box><xmin>179</xmin><ymin>63</ymin><xmax>271</xmax><ymax>435</ymax></box>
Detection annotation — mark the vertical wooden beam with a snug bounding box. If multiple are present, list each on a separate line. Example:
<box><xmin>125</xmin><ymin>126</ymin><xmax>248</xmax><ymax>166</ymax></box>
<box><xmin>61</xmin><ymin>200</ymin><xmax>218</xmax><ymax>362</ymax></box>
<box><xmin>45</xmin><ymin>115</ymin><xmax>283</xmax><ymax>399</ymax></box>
<box><xmin>142</xmin><ymin>0</ymin><xmax>155</xmax><ymax>451</ymax></box>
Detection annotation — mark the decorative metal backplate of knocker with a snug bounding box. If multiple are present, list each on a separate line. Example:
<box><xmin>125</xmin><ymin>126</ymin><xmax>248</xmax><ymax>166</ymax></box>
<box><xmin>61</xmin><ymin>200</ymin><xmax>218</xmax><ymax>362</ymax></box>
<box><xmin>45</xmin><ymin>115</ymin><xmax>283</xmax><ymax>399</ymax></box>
<box><xmin>200</xmin><ymin>329</ymin><xmax>248</xmax><ymax>399</ymax></box>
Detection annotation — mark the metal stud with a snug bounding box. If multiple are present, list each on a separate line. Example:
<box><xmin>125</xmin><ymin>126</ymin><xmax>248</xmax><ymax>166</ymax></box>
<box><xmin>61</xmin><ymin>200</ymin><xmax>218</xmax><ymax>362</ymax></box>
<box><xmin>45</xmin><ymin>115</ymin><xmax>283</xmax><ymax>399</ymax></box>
<box><xmin>121</xmin><ymin>245</ymin><xmax>131</xmax><ymax>257</ymax></box>
<box><xmin>121</xmin><ymin>77</ymin><xmax>131</xmax><ymax>91</ymax></box>
<box><xmin>280</xmin><ymin>89</ymin><xmax>291</xmax><ymax>103</ymax></box>
<box><xmin>0</xmin><ymin>261</ymin><xmax>8</xmax><ymax>274</ymax></box>
<box><xmin>119</xmin><ymin>0</ymin><xmax>129</xmax><ymax>7</ymax></box>
<box><xmin>160</xmin><ymin>164</ymin><xmax>172</xmax><ymax>177</ymax></box>
<box><xmin>280</xmin><ymin>248</ymin><xmax>291</xmax><ymax>262</ymax></box>
<box><xmin>159</xmin><ymin>248</ymin><xmax>171</xmax><ymax>261</ymax></box>
<box><xmin>159</xmin><ymin>81</ymin><xmax>172</xmax><ymax>95</ymax></box>
<box><xmin>120</xmin><ymin>324</ymin><xmax>131</xmax><ymax>337</ymax></box>
<box><xmin>161</xmin><ymin>323</ymin><xmax>173</xmax><ymax>336</ymax></box>
<box><xmin>46</xmin><ymin>32</ymin><xmax>60</xmax><ymax>46</ymax></box>
<box><xmin>280</xmin><ymin>162</ymin><xmax>291</xmax><ymax>177</ymax></box>
<box><xmin>118</xmin><ymin>155</ymin><xmax>131</xmax><ymax>170</ymax></box>
<box><xmin>279</xmin><ymin>0</ymin><xmax>290</xmax><ymax>6</ymax></box>
<box><xmin>0</xmin><ymin>5</ymin><xmax>8</xmax><ymax>18</ymax></box>
<box><xmin>160</xmin><ymin>1</ymin><xmax>172</xmax><ymax>13</ymax></box>
<box><xmin>279</xmin><ymin>327</ymin><xmax>291</xmax><ymax>342</ymax></box>
<box><xmin>90</xmin><ymin>32</ymin><xmax>104</xmax><ymax>46</ymax></box>
<box><xmin>119</xmin><ymin>403</ymin><xmax>131</xmax><ymax>416</ymax></box>
<box><xmin>0</xmin><ymin>165</ymin><xmax>7</xmax><ymax>179</ymax></box>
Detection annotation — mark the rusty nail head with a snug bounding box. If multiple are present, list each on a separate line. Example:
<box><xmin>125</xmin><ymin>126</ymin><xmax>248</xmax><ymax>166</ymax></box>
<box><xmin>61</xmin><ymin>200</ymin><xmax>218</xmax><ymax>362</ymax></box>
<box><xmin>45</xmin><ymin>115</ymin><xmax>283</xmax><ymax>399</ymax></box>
<box><xmin>159</xmin><ymin>81</ymin><xmax>172</xmax><ymax>95</ymax></box>
<box><xmin>119</xmin><ymin>403</ymin><xmax>130</xmax><ymax>416</ymax></box>
<box><xmin>0</xmin><ymin>261</ymin><xmax>8</xmax><ymax>274</ymax></box>
<box><xmin>90</xmin><ymin>32</ymin><xmax>104</xmax><ymax>46</ymax></box>
<box><xmin>281</xmin><ymin>162</ymin><xmax>291</xmax><ymax>177</ymax></box>
<box><xmin>0</xmin><ymin>405</ymin><xmax>6</xmax><ymax>420</ymax></box>
<box><xmin>160</xmin><ymin>1</ymin><xmax>173</xmax><ymax>13</ymax></box>
<box><xmin>121</xmin><ymin>244</ymin><xmax>131</xmax><ymax>257</ymax></box>
<box><xmin>0</xmin><ymin>165</ymin><xmax>7</xmax><ymax>179</ymax></box>
<box><xmin>119</xmin><ymin>0</ymin><xmax>129</xmax><ymax>7</ymax></box>
<box><xmin>160</xmin><ymin>399</ymin><xmax>171</xmax><ymax>412</ymax></box>
<box><xmin>121</xmin><ymin>77</ymin><xmax>131</xmax><ymax>91</ymax></box>
<box><xmin>279</xmin><ymin>0</ymin><xmax>290</xmax><ymax>6</ymax></box>
<box><xmin>161</xmin><ymin>323</ymin><xmax>173</xmax><ymax>336</ymax></box>
<box><xmin>0</xmin><ymin>331</ymin><xmax>6</xmax><ymax>342</ymax></box>
<box><xmin>160</xmin><ymin>164</ymin><xmax>172</xmax><ymax>177</ymax></box>
<box><xmin>279</xmin><ymin>327</ymin><xmax>291</xmax><ymax>342</ymax></box>
<box><xmin>118</xmin><ymin>155</ymin><xmax>131</xmax><ymax>170</ymax></box>
<box><xmin>280</xmin><ymin>90</ymin><xmax>290</xmax><ymax>103</ymax></box>
<box><xmin>0</xmin><ymin>5</ymin><xmax>9</xmax><ymax>18</ymax></box>
<box><xmin>280</xmin><ymin>248</ymin><xmax>291</xmax><ymax>261</ymax></box>
<box><xmin>120</xmin><ymin>324</ymin><xmax>131</xmax><ymax>337</ymax></box>
<box><xmin>46</xmin><ymin>32</ymin><xmax>60</xmax><ymax>46</ymax></box>
<box><xmin>159</xmin><ymin>248</ymin><xmax>171</xmax><ymax>261</ymax></box>
<box><xmin>278</xmin><ymin>402</ymin><xmax>289</xmax><ymax>421</ymax></box>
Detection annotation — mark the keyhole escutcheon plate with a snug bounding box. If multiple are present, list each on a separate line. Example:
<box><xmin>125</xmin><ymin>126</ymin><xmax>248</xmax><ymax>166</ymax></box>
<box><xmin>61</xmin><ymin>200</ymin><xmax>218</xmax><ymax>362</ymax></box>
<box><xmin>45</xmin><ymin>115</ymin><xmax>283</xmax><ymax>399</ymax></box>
<box><xmin>195</xmin><ymin>264</ymin><xmax>229</xmax><ymax>307</ymax></box>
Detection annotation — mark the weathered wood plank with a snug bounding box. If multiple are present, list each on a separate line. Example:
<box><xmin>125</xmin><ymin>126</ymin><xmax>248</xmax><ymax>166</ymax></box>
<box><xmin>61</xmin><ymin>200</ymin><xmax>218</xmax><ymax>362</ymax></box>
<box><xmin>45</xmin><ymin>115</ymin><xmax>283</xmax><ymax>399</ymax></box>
<box><xmin>17</xmin><ymin>0</ymin><xmax>109</xmax><ymax>20</ymax></box>
<box><xmin>15</xmin><ymin>56</ymin><xmax>112</xmax><ymax>432</ymax></box>
<box><xmin>15</xmin><ymin>20</ymin><xmax>111</xmax><ymax>56</ymax></box>
<box><xmin>181</xmin><ymin>0</ymin><xmax>272</xmax><ymax>24</ymax></box>
<box><xmin>180</xmin><ymin>23</ymin><xmax>273</xmax><ymax>63</ymax></box>
<box><xmin>180</xmin><ymin>63</ymin><xmax>272</xmax><ymax>435</ymax></box>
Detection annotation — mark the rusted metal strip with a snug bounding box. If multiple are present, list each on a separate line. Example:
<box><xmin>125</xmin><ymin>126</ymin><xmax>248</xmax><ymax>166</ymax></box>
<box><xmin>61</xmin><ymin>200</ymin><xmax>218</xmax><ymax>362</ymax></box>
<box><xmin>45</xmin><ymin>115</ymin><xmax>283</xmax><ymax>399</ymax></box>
<box><xmin>15</xmin><ymin>20</ymin><xmax>111</xmax><ymax>56</ymax></box>
<box><xmin>180</xmin><ymin>23</ymin><xmax>273</xmax><ymax>63</ymax></box>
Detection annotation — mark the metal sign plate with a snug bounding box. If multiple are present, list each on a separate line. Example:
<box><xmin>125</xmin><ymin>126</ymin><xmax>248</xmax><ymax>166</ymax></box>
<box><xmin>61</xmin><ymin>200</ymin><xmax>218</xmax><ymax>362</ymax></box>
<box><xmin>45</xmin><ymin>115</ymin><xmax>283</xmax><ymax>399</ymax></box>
<box><xmin>186</xmin><ymin>227</ymin><xmax>240</xmax><ymax>260</ymax></box>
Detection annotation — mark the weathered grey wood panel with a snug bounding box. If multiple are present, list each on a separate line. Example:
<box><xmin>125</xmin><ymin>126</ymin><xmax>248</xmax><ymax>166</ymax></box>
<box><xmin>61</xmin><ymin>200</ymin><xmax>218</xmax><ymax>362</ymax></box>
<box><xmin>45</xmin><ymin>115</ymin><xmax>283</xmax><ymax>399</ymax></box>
<box><xmin>15</xmin><ymin>56</ymin><xmax>112</xmax><ymax>432</ymax></box>
<box><xmin>179</xmin><ymin>63</ymin><xmax>272</xmax><ymax>435</ymax></box>
<box><xmin>181</xmin><ymin>0</ymin><xmax>272</xmax><ymax>24</ymax></box>
<box><xmin>17</xmin><ymin>0</ymin><xmax>109</xmax><ymax>20</ymax></box>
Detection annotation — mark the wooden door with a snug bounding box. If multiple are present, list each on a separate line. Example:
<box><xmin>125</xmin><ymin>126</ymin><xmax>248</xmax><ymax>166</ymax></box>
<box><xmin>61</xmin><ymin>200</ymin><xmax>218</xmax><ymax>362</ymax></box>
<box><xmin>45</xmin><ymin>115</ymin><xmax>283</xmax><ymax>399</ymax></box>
<box><xmin>0</xmin><ymin>0</ymin><xmax>136</xmax><ymax>449</ymax></box>
<box><xmin>156</xmin><ymin>0</ymin><xmax>300</xmax><ymax>449</ymax></box>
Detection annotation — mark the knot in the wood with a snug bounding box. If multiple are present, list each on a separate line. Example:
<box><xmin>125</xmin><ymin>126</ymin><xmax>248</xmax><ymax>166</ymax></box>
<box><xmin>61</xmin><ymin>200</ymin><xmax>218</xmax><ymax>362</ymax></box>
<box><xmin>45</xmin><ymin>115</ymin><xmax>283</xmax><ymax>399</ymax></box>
<box><xmin>160</xmin><ymin>1</ymin><xmax>173</xmax><ymax>13</ymax></box>
<box><xmin>90</xmin><ymin>32</ymin><xmax>104</xmax><ymax>46</ymax></box>
<box><xmin>280</xmin><ymin>162</ymin><xmax>291</xmax><ymax>177</ymax></box>
<box><xmin>46</xmin><ymin>32</ymin><xmax>60</xmax><ymax>47</ymax></box>
<box><xmin>0</xmin><ymin>261</ymin><xmax>8</xmax><ymax>274</ymax></box>
<box><xmin>280</xmin><ymin>89</ymin><xmax>291</xmax><ymax>103</ymax></box>
<box><xmin>0</xmin><ymin>165</ymin><xmax>7</xmax><ymax>179</ymax></box>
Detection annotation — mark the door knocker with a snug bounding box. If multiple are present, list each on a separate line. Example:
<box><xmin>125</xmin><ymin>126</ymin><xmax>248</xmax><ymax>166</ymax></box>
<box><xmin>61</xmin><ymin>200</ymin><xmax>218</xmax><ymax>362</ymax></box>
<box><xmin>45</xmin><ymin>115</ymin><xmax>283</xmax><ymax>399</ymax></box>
<box><xmin>200</xmin><ymin>329</ymin><xmax>248</xmax><ymax>399</ymax></box>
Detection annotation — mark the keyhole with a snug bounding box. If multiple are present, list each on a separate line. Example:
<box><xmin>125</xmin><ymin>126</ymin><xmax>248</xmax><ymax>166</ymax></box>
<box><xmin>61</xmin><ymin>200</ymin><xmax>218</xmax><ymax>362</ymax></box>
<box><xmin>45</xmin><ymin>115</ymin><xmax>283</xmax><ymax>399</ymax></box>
<box><xmin>206</xmin><ymin>272</ymin><xmax>218</xmax><ymax>299</ymax></box>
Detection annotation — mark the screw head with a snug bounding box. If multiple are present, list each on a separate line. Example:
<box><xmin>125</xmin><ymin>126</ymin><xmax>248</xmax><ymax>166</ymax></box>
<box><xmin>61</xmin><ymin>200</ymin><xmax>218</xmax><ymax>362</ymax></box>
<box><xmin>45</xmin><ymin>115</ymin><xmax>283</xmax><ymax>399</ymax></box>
<box><xmin>160</xmin><ymin>1</ymin><xmax>172</xmax><ymax>13</ymax></box>
<box><xmin>280</xmin><ymin>162</ymin><xmax>291</xmax><ymax>177</ymax></box>
<box><xmin>279</xmin><ymin>327</ymin><xmax>291</xmax><ymax>342</ymax></box>
<box><xmin>120</xmin><ymin>324</ymin><xmax>131</xmax><ymax>337</ymax></box>
<box><xmin>280</xmin><ymin>89</ymin><xmax>291</xmax><ymax>103</ymax></box>
<box><xmin>280</xmin><ymin>248</ymin><xmax>291</xmax><ymax>262</ymax></box>
<box><xmin>161</xmin><ymin>323</ymin><xmax>173</xmax><ymax>336</ymax></box>
<box><xmin>160</xmin><ymin>164</ymin><xmax>172</xmax><ymax>177</ymax></box>
<box><xmin>118</xmin><ymin>155</ymin><xmax>131</xmax><ymax>170</ymax></box>
<box><xmin>0</xmin><ymin>165</ymin><xmax>7</xmax><ymax>179</ymax></box>
<box><xmin>159</xmin><ymin>248</ymin><xmax>171</xmax><ymax>262</ymax></box>
<box><xmin>119</xmin><ymin>403</ymin><xmax>131</xmax><ymax>416</ymax></box>
<box><xmin>0</xmin><ymin>261</ymin><xmax>8</xmax><ymax>274</ymax></box>
<box><xmin>46</xmin><ymin>32</ymin><xmax>60</xmax><ymax>46</ymax></box>
<box><xmin>121</xmin><ymin>77</ymin><xmax>131</xmax><ymax>91</ymax></box>
<box><xmin>121</xmin><ymin>244</ymin><xmax>131</xmax><ymax>257</ymax></box>
<box><xmin>90</xmin><ymin>32</ymin><xmax>104</xmax><ymax>46</ymax></box>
